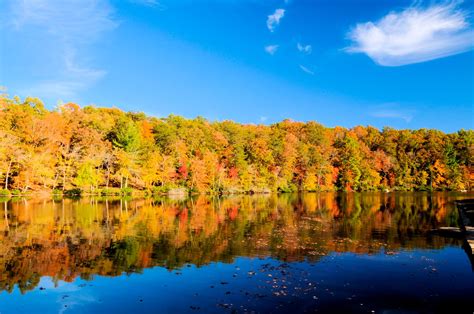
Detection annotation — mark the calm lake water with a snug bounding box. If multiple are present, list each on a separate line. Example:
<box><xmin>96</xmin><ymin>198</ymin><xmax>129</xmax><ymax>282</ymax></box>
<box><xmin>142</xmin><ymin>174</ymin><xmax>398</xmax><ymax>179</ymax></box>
<box><xmin>0</xmin><ymin>192</ymin><xmax>473</xmax><ymax>313</ymax></box>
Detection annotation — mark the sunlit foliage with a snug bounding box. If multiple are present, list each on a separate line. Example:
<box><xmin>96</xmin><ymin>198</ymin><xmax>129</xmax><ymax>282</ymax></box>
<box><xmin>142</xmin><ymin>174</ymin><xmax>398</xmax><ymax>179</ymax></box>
<box><xmin>0</xmin><ymin>95</ymin><xmax>471</xmax><ymax>194</ymax></box>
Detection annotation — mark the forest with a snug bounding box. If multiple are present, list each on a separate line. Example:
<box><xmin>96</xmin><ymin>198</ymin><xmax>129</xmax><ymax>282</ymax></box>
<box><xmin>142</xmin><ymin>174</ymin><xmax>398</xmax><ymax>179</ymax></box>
<box><xmin>0</xmin><ymin>95</ymin><xmax>472</xmax><ymax>195</ymax></box>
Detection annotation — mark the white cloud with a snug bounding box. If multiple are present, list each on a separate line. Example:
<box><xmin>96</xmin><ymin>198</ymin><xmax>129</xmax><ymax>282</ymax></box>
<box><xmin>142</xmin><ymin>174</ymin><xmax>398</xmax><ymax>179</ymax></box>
<box><xmin>129</xmin><ymin>0</ymin><xmax>164</xmax><ymax>9</ymax></box>
<box><xmin>370</xmin><ymin>104</ymin><xmax>415</xmax><ymax>122</ymax></box>
<box><xmin>20</xmin><ymin>49</ymin><xmax>106</xmax><ymax>102</ymax></box>
<box><xmin>131</xmin><ymin>0</ymin><xmax>159</xmax><ymax>5</ymax></box>
<box><xmin>346</xmin><ymin>2</ymin><xmax>474</xmax><ymax>66</ymax></box>
<box><xmin>260</xmin><ymin>116</ymin><xmax>268</xmax><ymax>122</ymax></box>
<box><xmin>8</xmin><ymin>0</ymin><xmax>117</xmax><ymax>102</ymax></box>
<box><xmin>265</xmin><ymin>44</ymin><xmax>279</xmax><ymax>55</ymax></box>
<box><xmin>299</xmin><ymin>65</ymin><xmax>314</xmax><ymax>75</ymax></box>
<box><xmin>11</xmin><ymin>0</ymin><xmax>117</xmax><ymax>44</ymax></box>
<box><xmin>297</xmin><ymin>42</ymin><xmax>312</xmax><ymax>54</ymax></box>
<box><xmin>267</xmin><ymin>8</ymin><xmax>285</xmax><ymax>32</ymax></box>
<box><xmin>371</xmin><ymin>110</ymin><xmax>413</xmax><ymax>122</ymax></box>
<box><xmin>20</xmin><ymin>81</ymin><xmax>87</xmax><ymax>102</ymax></box>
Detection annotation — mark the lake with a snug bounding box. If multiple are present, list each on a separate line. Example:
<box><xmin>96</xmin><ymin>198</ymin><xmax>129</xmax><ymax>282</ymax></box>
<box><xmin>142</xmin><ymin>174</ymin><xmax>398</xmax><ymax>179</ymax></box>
<box><xmin>0</xmin><ymin>192</ymin><xmax>473</xmax><ymax>313</ymax></box>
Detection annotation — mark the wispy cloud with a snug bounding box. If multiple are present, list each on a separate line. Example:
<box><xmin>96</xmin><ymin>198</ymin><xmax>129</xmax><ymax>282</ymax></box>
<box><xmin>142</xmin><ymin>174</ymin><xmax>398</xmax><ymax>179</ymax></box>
<box><xmin>265</xmin><ymin>44</ymin><xmax>279</xmax><ymax>55</ymax></box>
<box><xmin>9</xmin><ymin>0</ymin><xmax>117</xmax><ymax>102</ymax></box>
<box><xmin>11</xmin><ymin>0</ymin><xmax>117</xmax><ymax>44</ymax></box>
<box><xmin>297</xmin><ymin>42</ymin><xmax>312</xmax><ymax>54</ymax></box>
<box><xmin>299</xmin><ymin>65</ymin><xmax>314</xmax><ymax>75</ymax></box>
<box><xmin>21</xmin><ymin>81</ymin><xmax>87</xmax><ymax>102</ymax></box>
<box><xmin>267</xmin><ymin>8</ymin><xmax>285</xmax><ymax>32</ymax></box>
<box><xmin>20</xmin><ymin>49</ymin><xmax>107</xmax><ymax>101</ymax></box>
<box><xmin>370</xmin><ymin>104</ymin><xmax>415</xmax><ymax>122</ymax></box>
<box><xmin>128</xmin><ymin>0</ymin><xmax>165</xmax><ymax>9</ymax></box>
<box><xmin>346</xmin><ymin>2</ymin><xmax>474</xmax><ymax>66</ymax></box>
<box><xmin>371</xmin><ymin>110</ymin><xmax>413</xmax><ymax>122</ymax></box>
<box><xmin>130</xmin><ymin>0</ymin><xmax>158</xmax><ymax>6</ymax></box>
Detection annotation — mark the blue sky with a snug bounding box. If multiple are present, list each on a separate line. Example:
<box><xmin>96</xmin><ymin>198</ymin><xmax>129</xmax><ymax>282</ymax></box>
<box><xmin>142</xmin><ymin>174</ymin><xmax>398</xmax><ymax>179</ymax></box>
<box><xmin>0</xmin><ymin>0</ymin><xmax>473</xmax><ymax>132</ymax></box>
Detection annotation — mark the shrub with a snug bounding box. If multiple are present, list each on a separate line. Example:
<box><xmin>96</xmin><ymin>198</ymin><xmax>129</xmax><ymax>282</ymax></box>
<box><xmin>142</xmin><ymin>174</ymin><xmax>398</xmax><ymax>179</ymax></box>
<box><xmin>121</xmin><ymin>187</ymin><xmax>133</xmax><ymax>195</ymax></box>
<box><xmin>0</xmin><ymin>189</ymin><xmax>10</xmax><ymax>197</ymax></box>
<box><xmin>188</xmin><ymin>186</ymin><xmax>200</xmax><ymax>195</ymax></box>
<box><xmin>10</xmin><ymin>189</ymin><xmax>22</xmax><ymax>196</ymax></box>
<box><xmin>100</xmin><ymin>188</ymin><xmax>122</xmax><ymax>196</ymax></box>
<box><xmin>65</xmin><ymin>188</ymin><xmax>82</xmax><ymax>196</ymax></box>
<box><xmin>278</xmin><ymin>183</ymin><xmax>298</xmax><ymax>193</ymax></box>
<box><xmin>151</xmin><ymin>185</ymin><xmax>171</xmax><ymax>195</ymax></box>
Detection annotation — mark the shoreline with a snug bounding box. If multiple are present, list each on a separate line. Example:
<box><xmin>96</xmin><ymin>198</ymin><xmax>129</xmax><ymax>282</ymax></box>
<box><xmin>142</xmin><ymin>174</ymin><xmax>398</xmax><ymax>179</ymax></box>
<box><xmin>0</xmin><ymin>188</ymin><xmax>471</xmax><ymax>200</ymax></box>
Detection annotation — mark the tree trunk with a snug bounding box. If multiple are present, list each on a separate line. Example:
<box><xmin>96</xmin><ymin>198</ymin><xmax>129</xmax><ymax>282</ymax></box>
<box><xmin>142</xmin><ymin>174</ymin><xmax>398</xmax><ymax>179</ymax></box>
<box><xmin>62</xmin><ymin>165</ymin><xmax>67</xmax><ymax>192</ymax></box>
<box><xmin>430</xmin><ymin>168</ymin><xmax>433</xmax><ymax>190</ymax></box>
<box><xmin>4</xmin><ymin>160</ymin><xmax>12</xmax><ymax>190</ymax></box>
<box><xmin>52</xmin><ymin>172</ymin><xmax>59</xmax><ymax>190</ymax></box>
<box><xmin>317</xmin><ymin>170</ymin><xmax>321</xmax><ymax>190</ymax></box>
<box><xmin>106</xmin><ymin>164</ymin><xmax>110</xmax><ymax>188</ymax></box>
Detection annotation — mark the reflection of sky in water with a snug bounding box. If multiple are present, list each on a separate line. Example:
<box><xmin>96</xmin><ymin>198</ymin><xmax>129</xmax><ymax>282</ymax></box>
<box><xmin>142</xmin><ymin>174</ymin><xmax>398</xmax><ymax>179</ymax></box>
<box><xmin>5</xmin><ymin>277</ymin><xmax>99</xmax><ymax>314</ymax></box>
<box><xmin>1</xmin><ymin>249</ymin><xmax>473</xmax><ymax>313</ymax></box>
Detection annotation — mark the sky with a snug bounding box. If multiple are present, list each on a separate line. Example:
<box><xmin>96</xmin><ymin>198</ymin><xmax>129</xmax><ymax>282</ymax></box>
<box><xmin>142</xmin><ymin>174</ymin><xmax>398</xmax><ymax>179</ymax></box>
<box><xmin>0</xmin><ymin>0</ymin><xmax>473</xmax><ymax>132</ymax></box>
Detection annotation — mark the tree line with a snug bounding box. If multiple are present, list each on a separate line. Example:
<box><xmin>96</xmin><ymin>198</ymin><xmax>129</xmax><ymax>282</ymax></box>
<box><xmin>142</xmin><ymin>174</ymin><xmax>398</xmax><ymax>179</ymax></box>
<box><xmin>0</xmin><ymin>95</ymin><xmax>472</xmax><ymax>195</ymax></box>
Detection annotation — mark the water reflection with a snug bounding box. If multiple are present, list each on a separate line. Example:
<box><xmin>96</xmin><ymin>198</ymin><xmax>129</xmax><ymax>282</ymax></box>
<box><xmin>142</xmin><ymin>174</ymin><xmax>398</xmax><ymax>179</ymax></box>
<box><xmin>0</xmin><ymin>192</ymin><xmax>471</xmax><ymax>294</ymax></box>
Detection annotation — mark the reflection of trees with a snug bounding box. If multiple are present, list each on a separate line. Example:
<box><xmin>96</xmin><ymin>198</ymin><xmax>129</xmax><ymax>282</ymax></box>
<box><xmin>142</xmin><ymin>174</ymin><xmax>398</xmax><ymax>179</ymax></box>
<box><xmin>0</xmin><ymin>192</ymin><xmax>470</xmax><ymax>293</ymax></box>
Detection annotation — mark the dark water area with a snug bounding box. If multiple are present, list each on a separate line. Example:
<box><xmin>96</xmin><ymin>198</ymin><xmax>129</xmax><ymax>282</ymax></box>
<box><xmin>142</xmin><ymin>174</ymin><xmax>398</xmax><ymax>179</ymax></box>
<box><xmin>0</xmin><ymin>192</ymin><xmax>473</xmax><ymax>313</ymax></box>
